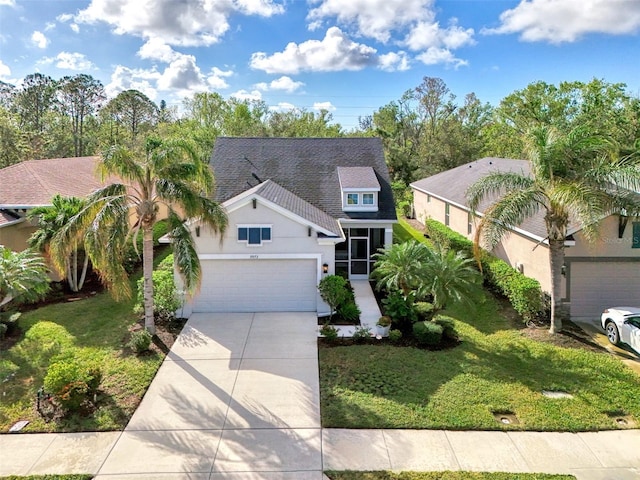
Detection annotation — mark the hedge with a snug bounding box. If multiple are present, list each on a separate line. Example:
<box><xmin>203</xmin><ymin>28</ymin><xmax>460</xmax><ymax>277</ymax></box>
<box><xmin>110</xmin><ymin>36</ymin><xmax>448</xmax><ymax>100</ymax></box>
<box><xmin>423</xmin><ymin>219</ymin><xmax>544</xmax><ymax>321</ymax></box>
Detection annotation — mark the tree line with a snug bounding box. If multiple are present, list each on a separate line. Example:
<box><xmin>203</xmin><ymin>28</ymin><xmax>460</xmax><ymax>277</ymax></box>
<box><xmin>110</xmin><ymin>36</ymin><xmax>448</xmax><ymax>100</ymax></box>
<box><xmin>2</xmin><ymin>73</ymin><xmax>639</xmax><ymax>189</ymax></box>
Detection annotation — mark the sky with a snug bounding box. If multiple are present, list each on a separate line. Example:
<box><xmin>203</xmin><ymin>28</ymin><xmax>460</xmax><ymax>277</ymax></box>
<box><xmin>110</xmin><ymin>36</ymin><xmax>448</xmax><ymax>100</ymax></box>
<box><xmin>0</xmin><ymin>0</ymin><xmax>639</xmax><ymax>129</ymax></box>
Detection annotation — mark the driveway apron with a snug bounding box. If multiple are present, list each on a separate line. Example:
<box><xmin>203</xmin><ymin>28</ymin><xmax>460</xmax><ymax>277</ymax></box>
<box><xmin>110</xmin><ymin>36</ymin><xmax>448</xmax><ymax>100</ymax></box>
<box><xmin>96</xmin><ymin>312</ymin><xmax>323</xmax><ymax>479</ymax></box>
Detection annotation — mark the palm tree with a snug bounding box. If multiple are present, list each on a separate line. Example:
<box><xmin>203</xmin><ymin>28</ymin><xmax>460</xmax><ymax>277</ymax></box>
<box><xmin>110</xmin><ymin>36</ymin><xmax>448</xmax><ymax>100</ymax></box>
<box><xmin>28</xmin><ymin>195</ymin><xmax>89</xmax><ymax>292</ymax></box>
<box><xmin>467</xmin><ymin>126</ymin><xmax>640</xmax><ymax>334</ymax></box>
<box><xmin>423</xmin><ymin>246</ymin><xmax>482</xmax><ymax>313</ymax></box>
<box><xmin>51</xmin><ymin>136</ymin><xmax>228</xmax><ymax>333</ymax></box>
<box><xmin>372</xmin><ymin>240</ymin><xmax>430</xmax><ymax>299</ymax></box>
<box><xmin>0</xmin><ymin>246</ymin><xmax>49</xmax><ymax>309</ymax></box>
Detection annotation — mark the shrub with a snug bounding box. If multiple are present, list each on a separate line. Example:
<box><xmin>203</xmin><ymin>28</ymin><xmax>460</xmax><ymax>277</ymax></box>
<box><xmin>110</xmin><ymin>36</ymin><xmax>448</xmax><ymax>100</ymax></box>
<box><xmin>388</xmin><ymin>329</ymin><xmax>402</xmax><ymax>343</ymax></box>
<box><xmin>382</xmin><ymin>290</ymin><xmax>417</xmax><ymax>330</ymax></box>
<box><xmin>351</xmin><ymin>325</ymin><xmax>371</xmax><ymax>342</ymax></box>
<box><xmin>433</xmin><ymin>314</ymin><xmax>458</xmax><ymax>341</ymax></box>
<box><xmin>20</xmin><ymin>321</ymin><xmax>75</xmax><ymax>368</ymax></box>
<box><xmin>0</xmin><ymin>311</ymin><xmax>21</xmax><ymax>336</ymax></box>
<box><xmin>320</xmin><ymin>323</ymin><xmax>339</xmax><ymax>342</ymax></box>
<box><xmin>423</xmin><ymin>219</ymin><xmax>545</xmax><ymax>322</ymax></box>
<box><xmin>398</xmin><ymin>200</ymin><xmax>413</xmax><ymax>218</ymax></box>
<box><xmin>134</xmin><ymin>269</ymin><xmax>180</xmax><ymax>321</ymax></box>
<box><xmin>319</xmin><ymin>275</ymin><xmax>350</xmax><ymax>319</ymax></box>
<box><xmin>337</xmin><ymin>301</ymin><xmax>361</xmax><ymax>323</ymax></box>
<box><xmin>413</xmin><ymin>321</ymin><xmax>443</xmax><ymax>346</ymax></box>
<box><xmin>413</xmin><ymin>301</ymin><xmax>434</xmax><ymax>321</ymax></box>
<box><xmin>127</xmin><ymin>329</ymin><xmax>153</xmax><ymax>353</ymax></box>
<box><xmin>44</xmin><ymin>358</ymin><xmax>101</xmax><ymax>412</ymax></box>
<box><xmin>158</xmin><ymin>252</ymin><xmax>174</xmax><ymax>271</ymax></box>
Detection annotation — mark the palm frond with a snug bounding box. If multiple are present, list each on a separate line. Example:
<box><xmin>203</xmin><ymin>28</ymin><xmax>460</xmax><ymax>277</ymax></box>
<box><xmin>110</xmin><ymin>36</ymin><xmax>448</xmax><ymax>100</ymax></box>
<box><xmin>167</xmin><ymin>211</ymin><xmax>201</xmax><ymax>295</ymax></box>
<box><xmin>466</xmin><ymin>171</ymin><xmax>534</xmax><ymax>213</ymax></box>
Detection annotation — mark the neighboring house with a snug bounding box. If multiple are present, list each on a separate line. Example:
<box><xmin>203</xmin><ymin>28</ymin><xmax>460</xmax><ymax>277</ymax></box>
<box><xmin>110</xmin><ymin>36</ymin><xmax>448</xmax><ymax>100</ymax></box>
<box><xmin>178</xmin><ymin>137</ymin><xmax>397</xmax><ymax>316</ymax></box>
<box><xmin>0</xmin><ymin>156</ymin><xmax>105</xmax><ymax>253</ymax></box>
<box><xmin>411</xmin><ymin>157</ymin><xmax>640</xmax><ymax>321</ymax></box>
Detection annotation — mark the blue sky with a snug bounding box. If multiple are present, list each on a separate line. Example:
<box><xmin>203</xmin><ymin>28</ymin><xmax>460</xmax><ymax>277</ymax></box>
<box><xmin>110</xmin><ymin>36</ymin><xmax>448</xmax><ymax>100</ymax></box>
<box><xmin>1</xmin><ymin>0</ymin><xmax>639</xmax><ymax>129</ymax></box>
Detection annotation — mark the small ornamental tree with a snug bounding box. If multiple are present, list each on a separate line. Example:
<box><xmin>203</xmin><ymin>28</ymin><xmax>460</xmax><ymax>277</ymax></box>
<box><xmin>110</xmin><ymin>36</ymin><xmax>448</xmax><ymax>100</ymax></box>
<box><xmin>318</xmin><ymin>275</ymin><xmax>350</xmax><ymax>322</ymax></box>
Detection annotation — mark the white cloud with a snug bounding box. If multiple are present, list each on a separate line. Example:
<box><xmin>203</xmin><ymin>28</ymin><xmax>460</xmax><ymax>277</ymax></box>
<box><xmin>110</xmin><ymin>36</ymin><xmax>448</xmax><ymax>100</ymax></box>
<box><xmin>378</xmin><ymin>51</ymin><xmax>410</xmax><ymax>71</ymax></box>
<box><xmin>0</xmin><ymin>60</ymin><xmax>11</xmax><ymax>78</ymax></box>
<box><xmin>307</xmin><ymin>0</ymin><xmax>434</xmax><ymax>43</ymax></box>
<box><xmin>484</xmin><ymin>0</ymin><xmax>640</xmax><ymax>43</ymax></box>
<box><xmin>138</xmin><ymin>38</ymin><xmax>179</xmax><ymax>62</ymax></box>
<box><xmin>75</xmin><ymin>0</ymin><xmax>284</xmax><ymax>47</ymax></box>
<box><xmin>157</xmin><ymin>54</ymin><xmax>207</xmax><ymax>93</ymax></box>
<box><xmin>313</xmin><ymin>101</ymin><xmax>336</xmax><ymax>112</ymax></box>
<box><xmin>255</xmin><ymin>76</ymin><xmax>304</xmax><ymax>92</ymax></box>
<box><xmin>44</xmin><ymin>22</ymin><xmax>56</xmax><ymax>31</ymax></box>
<box><xmin>268</xmin><ymin>102</ymin><xmax>296</xmax><ymax>112</ymax></box>
<box><xmin>41</xmin><ymin>52</ymin><xmax>95</xmax><ymax>70</ymax></box>
<box><xmin>31</xmin><ymin>31</ymin><xmax>49</xmax><ymax>49</ymax></box>
<box><xmin>0</xmin><ymin>0</ymin><xmax>15</xmax><ymax>6</ymax></box>
<box><xmin>105</xmin><ymin>65</ymin><xmax>159</xmax><ymax>99</ymax></box>
<box><xmin>57</xmin><ymin>13</ymin><xmax>80</xmax><ymax>33</ymax></box>
<box><xmin>416</xmin><ymin>47</ymin><xmax>467</xmax><ymax>68</ymax></box>
<box><xmin>250</xmin><ymin>27</ymin><xmax>377</xmax><ymax>74</ymax></box>
<box><xmin>207</xmin><ymin>67</ymin><xmax>233</xmax><ymax>89</ymax></box>
<box><xmin>231</xmin><ymin>89</ymin><xmax>263</xmax><ymax>101</ymax></box>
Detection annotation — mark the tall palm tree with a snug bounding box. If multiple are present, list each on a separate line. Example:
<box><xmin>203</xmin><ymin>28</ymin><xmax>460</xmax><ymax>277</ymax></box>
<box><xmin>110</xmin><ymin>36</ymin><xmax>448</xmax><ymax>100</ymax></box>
<box><xmin>422</xmin><ymin>246</ymin><xmax>482</xmax><ymax>313</ymax></box>
<box><xmin>467</xmin><ymin>126</ymin><xmax>640</xmax><ymax>334</ymax></box>
<box><xmin>0</xmin><ymin>246</ymin><xmax>49</xmax><ymax>309</ymax></box>
<box><xmin>51</xmin><ymin>136</ymin><xmax>228</xmax><ymax>333</ymax></box>
<box><xmin>28</xmin><ymin>195</ymin><xmax>89</xmax><ymax>292</ymax></box>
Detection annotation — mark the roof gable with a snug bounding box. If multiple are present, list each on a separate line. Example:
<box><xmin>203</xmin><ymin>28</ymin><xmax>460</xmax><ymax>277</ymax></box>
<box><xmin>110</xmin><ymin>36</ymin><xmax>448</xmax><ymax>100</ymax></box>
<box><xmin>224</xmin><ymin>179</ymin><xmax>342</xmax><ymax>237</ymax></box>
<box><xmin>210</xmin><ymin>137</ymin><xmax>396</xmax><ymax>222</ymax></box>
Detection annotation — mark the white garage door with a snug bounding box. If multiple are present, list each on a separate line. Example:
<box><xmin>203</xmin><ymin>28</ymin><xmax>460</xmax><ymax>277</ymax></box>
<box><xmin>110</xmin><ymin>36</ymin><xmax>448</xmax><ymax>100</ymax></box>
<box><xmin>192</xmin><ymin>259</ymin><xmax>317</xmax><ymax>312</ymax></box>
<box><xmin>570</xmin><ymin>261</ymin><xmax>640</xmax><ymax>320</ymax></box>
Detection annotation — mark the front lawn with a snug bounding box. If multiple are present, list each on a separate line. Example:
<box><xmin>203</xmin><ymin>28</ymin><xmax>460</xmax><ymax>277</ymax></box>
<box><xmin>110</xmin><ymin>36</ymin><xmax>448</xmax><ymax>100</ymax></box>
<box><xmin>325</xmin><ymin>473</ymin><xmax>575</xmax><ymax>480</ymax></box>
<box><xmin>0</xmin><ymin>249</ymin><xmax>176</xmax><ymax>433</ymax></box>
<box><xmin>320</xmin><ymin>292</ymin><xmax>640</xmax><ymax>431</ymax></box>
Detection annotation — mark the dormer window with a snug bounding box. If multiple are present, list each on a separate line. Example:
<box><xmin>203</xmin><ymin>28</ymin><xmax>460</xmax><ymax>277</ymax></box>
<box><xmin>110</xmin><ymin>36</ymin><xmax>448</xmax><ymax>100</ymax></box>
<box><xmin>338</xmin><ymin>166</ymin><xmax>380</xmax><ymax>212</ymax></box>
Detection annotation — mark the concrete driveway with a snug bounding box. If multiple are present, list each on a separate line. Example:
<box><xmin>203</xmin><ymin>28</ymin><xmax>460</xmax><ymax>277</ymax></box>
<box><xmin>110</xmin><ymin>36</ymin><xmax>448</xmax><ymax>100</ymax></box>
<box><xmin>95</xmin><ymin>312</ymin><xmax>322</xmax><ymax>479</ymax></box>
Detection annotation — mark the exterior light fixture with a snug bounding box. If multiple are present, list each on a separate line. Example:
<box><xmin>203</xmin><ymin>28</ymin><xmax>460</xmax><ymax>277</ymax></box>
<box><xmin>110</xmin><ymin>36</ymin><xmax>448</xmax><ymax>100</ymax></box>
<box><xmin>322</xmin><ymin>263</ymin><xmax>329</xmax><ymax>274</ymax></box>
<box><xmin>252</xmin><ymin>198</ymin><xmax>257</xmax><ymax>209</ymax></box>
<box><xmin>195</xmin><ymin>226</ymin><xmax>200</xmax><ymax>237</ymax></box>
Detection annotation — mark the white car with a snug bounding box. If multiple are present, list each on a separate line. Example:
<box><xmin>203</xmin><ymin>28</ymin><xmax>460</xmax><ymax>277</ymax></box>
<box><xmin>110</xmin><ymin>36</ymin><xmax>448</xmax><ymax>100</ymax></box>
<box><xmin>601</xmin><ymin>307</ymin><xmax>640</xmax><ymax>355</ymax></box>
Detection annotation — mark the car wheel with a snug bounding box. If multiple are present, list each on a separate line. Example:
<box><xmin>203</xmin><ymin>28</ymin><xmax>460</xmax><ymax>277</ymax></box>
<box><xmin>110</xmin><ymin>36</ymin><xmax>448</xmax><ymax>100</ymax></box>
<box><xmin>605</xmin><ymin>321</ymin><xmax>620</xmax><ymax>345</ymax></box>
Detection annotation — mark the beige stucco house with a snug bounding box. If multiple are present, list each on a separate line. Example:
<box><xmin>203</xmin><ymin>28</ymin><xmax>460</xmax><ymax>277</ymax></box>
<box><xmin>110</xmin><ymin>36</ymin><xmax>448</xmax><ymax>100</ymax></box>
<box><xmin>411</xmin><ymin>157</ymin><xmax>640</xmax><ymax>321</ymax></box>
<box><xmin>176</xmin><ymin>137</ymin><xmax>397</xmax><ymax>316</ymax></box>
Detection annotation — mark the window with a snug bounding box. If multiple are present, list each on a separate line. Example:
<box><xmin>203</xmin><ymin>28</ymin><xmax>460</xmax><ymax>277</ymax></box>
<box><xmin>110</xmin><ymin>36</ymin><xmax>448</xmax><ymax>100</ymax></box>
<box><xmin>633</xmin><ymin>222</ymin><xmax>640</xmax><ymax>248</ymax></box>
<box><xmin>445</xmin><ymin>203</ymin><xmax>450</xmax><ymax>226</ymax></box>
<box><xmin>347</xmin><ymin>193</ymin><xmax>359</xmax><ymax>205</ymax></box>
<box><xmin>238</xmin><ymin>226</ymin><xmax>272</xmax><ymax>246</ymax></box>
<box><xmin>467</xmin><ymin>212</ymin><xmax>473</xmax><ymax>235</ymax></box>
<box><xmin>362</xmin><ymin>193</ymin><xmax>374</xmax><ymax>205</ymax></box>
<box><xmin>427</xmin><ymin>194</ymin><xmax>431</xmax><ymax>203</ymax></box>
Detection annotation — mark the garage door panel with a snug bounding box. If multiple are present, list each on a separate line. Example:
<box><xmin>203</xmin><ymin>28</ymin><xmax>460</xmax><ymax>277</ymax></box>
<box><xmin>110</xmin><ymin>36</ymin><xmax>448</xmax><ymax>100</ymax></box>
<box><xmin>570</xmin><ymin>262</ymin><xmax>640</xmax><ymax>319</ymax></box>
<box><xmin>192</xmin><ymin>259</ymin><xmax>317</xmax><ymax>312</ymax></box>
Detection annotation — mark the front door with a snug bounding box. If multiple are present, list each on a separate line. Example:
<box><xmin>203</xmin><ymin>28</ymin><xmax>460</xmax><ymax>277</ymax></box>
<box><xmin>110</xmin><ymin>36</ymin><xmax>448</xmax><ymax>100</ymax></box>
<box><xmin>350</xmin><ymin>236</ymin><xmax>369</xmax><ymax>279</ymax></box>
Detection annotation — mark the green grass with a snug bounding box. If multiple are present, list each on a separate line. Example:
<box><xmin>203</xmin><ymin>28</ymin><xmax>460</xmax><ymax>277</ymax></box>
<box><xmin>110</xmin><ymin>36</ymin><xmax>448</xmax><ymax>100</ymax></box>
<box><xmin>325</xmin><ymin>473</ymin><xmax>575</xmax><ymax>480</ymax></box>
<box><xmin>0</xmin><ymin>248</ymin><xmax>172</xmax><ymax>433</ymax></box>
<box><xmin>393</xmin><ymin>218</ymin><xmax>430</xmax><ymax>245</ymax></box>
<box><xmin>320</xmin><ymin>292</ymin><xmax>640</xmax><ymax>431</ymax></box>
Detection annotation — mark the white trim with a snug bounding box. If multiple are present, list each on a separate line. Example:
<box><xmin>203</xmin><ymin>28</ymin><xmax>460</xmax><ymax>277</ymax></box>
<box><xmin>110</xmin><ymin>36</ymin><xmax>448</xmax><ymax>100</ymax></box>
<box><xmin>342</xmin><ymin>191</ymin><xmax>379</xmax><ymax>212</ymax></box>
<box><xmin>0</xmin><ymin>218</ymin><xmax>26</xmax><ymax>229</ymax></box>
<box><xmin>341</xmin><ymin>187</ymin><xmax>380</xmax><ymax>192</ymax></box>
<box><xmin>0</xmin><ymin>204</ymin><xmax>48</xmax><ymax>209</ymax></box>
<box><xmin>198</xmin><ymin>253</ymin><xmax>324</xmax><ymax>284</ymax></box>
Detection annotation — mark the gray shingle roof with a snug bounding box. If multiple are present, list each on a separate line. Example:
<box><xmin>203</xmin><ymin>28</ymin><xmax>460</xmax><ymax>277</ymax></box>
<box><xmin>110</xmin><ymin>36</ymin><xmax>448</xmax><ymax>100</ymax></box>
<box><xmin>210</xmin><ymin>137</ymin><xmax>396</xmax><ymax>222</ymax></box>
<box><xmin>251</xmin><ymin>180</ymin><xmax>342</xmax><ymax>236</ymax></box>
<box><xmin>410</xmin><ymin>157</ymin><xmax>549</xmax><ymax>239</ymax></box>
<box><xmin>337</xmin><ymin>167</ymin><xmax>380</xmax><ymax>190</ymax></box>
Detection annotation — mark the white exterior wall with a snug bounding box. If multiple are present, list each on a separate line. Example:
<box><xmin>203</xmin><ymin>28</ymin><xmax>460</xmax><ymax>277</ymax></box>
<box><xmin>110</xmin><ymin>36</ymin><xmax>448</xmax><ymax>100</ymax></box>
<box><xmin>181</xmin><ymin>199</ymin><xmax>336</xmax><ymax>315</ymax></box>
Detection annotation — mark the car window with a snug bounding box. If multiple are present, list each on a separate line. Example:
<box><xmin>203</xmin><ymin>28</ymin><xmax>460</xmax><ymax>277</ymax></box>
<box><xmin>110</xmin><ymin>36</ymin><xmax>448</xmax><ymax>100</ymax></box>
<box><xmin>625</xmin><ymin>317</ymin><xmax>640</xmax><ymax>328</ymax></box>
